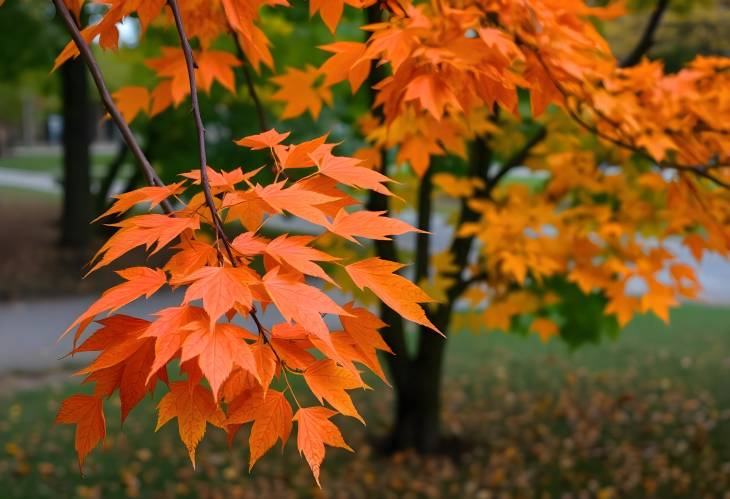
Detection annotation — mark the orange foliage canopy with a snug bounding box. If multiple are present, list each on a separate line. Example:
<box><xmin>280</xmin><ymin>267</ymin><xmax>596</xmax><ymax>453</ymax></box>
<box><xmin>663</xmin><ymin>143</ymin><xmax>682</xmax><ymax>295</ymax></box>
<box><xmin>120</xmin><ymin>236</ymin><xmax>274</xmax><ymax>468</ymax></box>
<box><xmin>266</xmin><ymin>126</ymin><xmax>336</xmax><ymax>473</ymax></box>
<box><xmin>274</xmin><ymin>0</ymin><xmax>730</xmax><ymax>336</ymax></box>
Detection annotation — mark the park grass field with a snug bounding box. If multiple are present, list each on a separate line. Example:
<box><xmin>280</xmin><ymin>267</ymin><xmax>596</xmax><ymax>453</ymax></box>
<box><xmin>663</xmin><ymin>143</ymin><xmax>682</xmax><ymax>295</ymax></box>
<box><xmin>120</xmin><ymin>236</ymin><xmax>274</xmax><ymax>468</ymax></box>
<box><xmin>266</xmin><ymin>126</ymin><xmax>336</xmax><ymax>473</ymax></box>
<box><xmin>0</xmin><ymin>304</ymin><xmax>728</xmax><ymax>498</ymax></box>
<box><xmin>0</xmin><ymin>152</ymin><xmax>115</xmax><ymax>175</ymax></box>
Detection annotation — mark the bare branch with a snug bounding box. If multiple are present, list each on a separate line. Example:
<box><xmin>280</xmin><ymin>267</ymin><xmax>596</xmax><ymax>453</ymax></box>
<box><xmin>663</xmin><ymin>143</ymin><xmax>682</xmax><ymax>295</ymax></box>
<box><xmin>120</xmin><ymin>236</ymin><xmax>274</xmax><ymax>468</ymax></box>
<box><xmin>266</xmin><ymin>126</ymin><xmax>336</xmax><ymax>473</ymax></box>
<box><xmin>621</xmin><ymin>0</ymin><xmax>670</xmax><ymax>68</ymax></box>
<box><xmin>52</xmin><ymin>0</ymin><xmax>173</xmax><ymax>214</ymax></box>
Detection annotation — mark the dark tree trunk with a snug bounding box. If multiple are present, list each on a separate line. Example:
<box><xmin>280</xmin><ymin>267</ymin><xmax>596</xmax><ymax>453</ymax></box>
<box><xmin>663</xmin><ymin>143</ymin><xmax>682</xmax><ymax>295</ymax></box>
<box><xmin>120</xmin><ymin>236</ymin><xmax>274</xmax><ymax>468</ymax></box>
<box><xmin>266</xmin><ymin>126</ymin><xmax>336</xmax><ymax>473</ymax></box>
<box><xmin>388</xmin><ymin>310</ymin><xmax>452</xmax><ymax>453</ymax></box>
<box><xmin>389</xmin><ymin>357</ymin><xmax>442</xmax><ymax>452</ymax></box>
<box><xmin>60</xmin><ymin>56</ymin><xmax>92</xmax><ymax>247</ymax></box>
<box><xmin>381</xmin><ymin>142</ymin><xmax>491</xmax><ymax>453</ymax></box>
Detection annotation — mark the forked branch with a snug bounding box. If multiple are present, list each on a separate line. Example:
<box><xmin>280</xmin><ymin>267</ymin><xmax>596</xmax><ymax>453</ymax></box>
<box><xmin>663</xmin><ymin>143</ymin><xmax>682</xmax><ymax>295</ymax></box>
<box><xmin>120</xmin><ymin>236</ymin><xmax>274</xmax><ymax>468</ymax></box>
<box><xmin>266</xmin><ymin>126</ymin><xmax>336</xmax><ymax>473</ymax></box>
<box><xmin>166</xmin><ymin>0</ymin><xmax>237</xmax><ymax>264</ymax></box>
<box><xmin>621</xmin><ymin>0</ymin><xmax>670</xmax><ymax>68</ymax></box>
<box><xmin>52</xmin><ymin>0</ymin><xmax>173</xmax><ymax>213</ymax></box>
<box><xmin>165</xmin><ymin>0</ymin><xmax>279</xmax><ymax>347</ymax></box>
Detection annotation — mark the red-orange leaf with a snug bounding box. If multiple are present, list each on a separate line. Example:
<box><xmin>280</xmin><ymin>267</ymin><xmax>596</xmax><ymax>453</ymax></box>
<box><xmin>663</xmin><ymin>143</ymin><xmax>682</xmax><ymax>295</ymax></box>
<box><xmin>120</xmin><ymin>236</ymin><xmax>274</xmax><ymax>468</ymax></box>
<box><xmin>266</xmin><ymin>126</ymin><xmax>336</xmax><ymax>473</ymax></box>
<box><xmin>226</xmin><ymin>389</ymin><xmax>293</xmax><ymax>470</ymax></box>
<box><xmin>254</xmin><ymin>181</ymin><xmax>339</xmax><ymax>226</ymax></box>
<box><xmin>314</xmin><ymin>151</ymin><xmax>395</xmax><ymax>196</ymax></box>
<box><xmin>178</xmin><ymin>266</ymin><xmax>259</xmax><ymax>325</ymax></box>
<box><xmin>319</xmin><ymin>42</ymin><xmax>371</xmax><ymax>91</ymax></box>
<box><xmin>65</xmin><ymin>268</ymin><xmax>166</xmax><ymax>337</ymax></box>
<box><xmin>327</xmin><ymin>210</ymin><xmax>421</xmax><ymax>242</ymax></box>
<box><xmin>56</xmin><ymin>395</ymin><xmax>106</xmax><ymax>470</ymax></box>
<box><xmin>263</xmin><ymin>267</ymin><xmax>349</xmax><ymax>348</ymax></box>
<box><xmin>112</xmin><ymin>86</ymin><xmax>149</xmax><ymax>123</ymax></box>
<box><xmin>90</xmin><ymin>214</ymin><xmax>199</xmax><ymax>273</ymax></box>
<box><xmin>180</xmin><ymin>322</ymin><xmax>259</xmax><ymax>399</ymax></box>
<box><xmin>235</xmin><ymin>129</ymin><xmax>290</xmax><ymax>150</ymax></box>
<box><xmin>271</xmin><ymin>66</ymin><xmax>332</xmax><ymax>119</ymax></box>
<box><xmin>265</xmin><ymin>234</ymin><xmax>339</xmax><ymax>284</ymax></box>
<box><xmin>94</xmin><ymin>182</ymin><xmax>185</xmax><ymax>222</ymax></box>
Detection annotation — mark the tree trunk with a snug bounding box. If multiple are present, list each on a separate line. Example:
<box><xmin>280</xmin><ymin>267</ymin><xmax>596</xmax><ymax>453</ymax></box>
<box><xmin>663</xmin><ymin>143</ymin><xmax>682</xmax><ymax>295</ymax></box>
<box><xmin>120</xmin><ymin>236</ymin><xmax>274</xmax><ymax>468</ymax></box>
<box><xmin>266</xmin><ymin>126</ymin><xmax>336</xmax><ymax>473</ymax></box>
<box><xmin>383</xmin><ymin>141</ymin><xmax>491</xmax><ymax>453</ymax></box>
<box><xmin>386</xmin><ymin>306</ymin><xmax>452</xmax><ymax>452</ymax></box>
<box><xmin>60</xmin><ymin>56</ymin><xmax>92</xmax><ymax>247</ymax></box>
<box><xmin>390</xmin><ymin>361</ymin><xmax>441</xmax><ymax>451</ymax></box>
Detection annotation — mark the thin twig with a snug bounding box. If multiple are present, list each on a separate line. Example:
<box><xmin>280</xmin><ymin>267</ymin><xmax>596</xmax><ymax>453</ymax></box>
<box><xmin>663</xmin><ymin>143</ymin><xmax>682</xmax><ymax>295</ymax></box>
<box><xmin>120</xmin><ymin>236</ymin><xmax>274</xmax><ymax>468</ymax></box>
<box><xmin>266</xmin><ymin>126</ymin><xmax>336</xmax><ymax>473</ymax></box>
<box><xmin>229</xmin><ymin>32</ymin><xmax>269</xmax><ymax>132</ymax></box>
<box><xmin>527</xmin><ymin>45</ymin><xmax>730</xmax><ymax>190</ymax></box>
<box><xmin>166</xmin><ymin>0</ymin><xmax>287</xmax><ymax>367</ymax></box>
<box><xmin>621</xmin><ymin>0</ymin><xmax>670</xmax><ymax>68</ymax></box>
<box><xmin>52</xmin><ymin>0</ymin><xmax>174</xmax><ymax>214</ymax></box>
<box><xmin>167</xmin><ymin>0</ymin><xmax>236</xmax><ymax>263</ymax></box>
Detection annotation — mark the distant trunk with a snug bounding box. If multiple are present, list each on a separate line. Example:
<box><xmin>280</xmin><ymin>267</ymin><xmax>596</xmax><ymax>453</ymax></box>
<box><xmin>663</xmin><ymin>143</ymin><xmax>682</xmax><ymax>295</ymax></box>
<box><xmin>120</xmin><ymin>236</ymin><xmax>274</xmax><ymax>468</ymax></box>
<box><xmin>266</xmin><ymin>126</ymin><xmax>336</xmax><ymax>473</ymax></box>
<box><xmin>60</xmin><ymin>56</ymin><xmax>92</xmax><ymax>247</ymax></box>
<box><xmin>97</xmin><ymin>140</ymin><xmax>128</xmax><ymax>214</ymax></box>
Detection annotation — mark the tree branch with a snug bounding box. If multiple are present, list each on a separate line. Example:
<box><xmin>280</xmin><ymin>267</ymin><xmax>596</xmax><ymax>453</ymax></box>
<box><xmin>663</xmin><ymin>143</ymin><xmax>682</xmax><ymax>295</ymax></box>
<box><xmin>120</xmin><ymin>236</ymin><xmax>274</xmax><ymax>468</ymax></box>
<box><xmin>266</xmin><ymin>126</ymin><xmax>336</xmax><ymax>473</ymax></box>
<box><xmin>527</xmin><ymin>45</ymin><xmax>730</xmax><ymax>190</ymax></box>
<box><xmin>487</xmin><ymin>124</ymin><xmax>547</xmax><ymax>188</ymax></box>
<box><xmin>230</xmin><ymin>32</ymin><xmax>269</xmax><ymax>132</ymax></box>
<box><xmin>167</xmin><ymin>0</ymin><xmax>236</xmax><ymax>263</ymax></box>
<box><xmin>437</xmin><ymin>138</ymin><xmax>492</xmax><ymax>313</ymax></box>
<box><xmin>52</xmin><ymin>0</ymin><xmax>173</xmax><ymax>214</ymax></box>
<box><xmin>166</xmin><ymin>0</ymin><xmax>283</xmax><ymax>353</ymax></box>
<box><xmin>621</xmin><ymin>0</ymin><xmax>670</xmax><ymax>68</ymax></box>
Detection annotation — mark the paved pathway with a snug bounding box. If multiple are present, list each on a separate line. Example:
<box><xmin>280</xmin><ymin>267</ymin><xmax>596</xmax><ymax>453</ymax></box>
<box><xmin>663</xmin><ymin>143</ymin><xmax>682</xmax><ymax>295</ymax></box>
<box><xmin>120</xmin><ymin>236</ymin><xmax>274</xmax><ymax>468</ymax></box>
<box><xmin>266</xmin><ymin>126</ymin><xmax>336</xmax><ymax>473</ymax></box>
<box><xmin>0</xmin><ymin>167</ymin><xmax>60</xmax><ymax>194</ymax></box>
<box><xmin>0</xmin><ymin>293</ymin><xmax>181</xmax><ymax>372</ymax></box>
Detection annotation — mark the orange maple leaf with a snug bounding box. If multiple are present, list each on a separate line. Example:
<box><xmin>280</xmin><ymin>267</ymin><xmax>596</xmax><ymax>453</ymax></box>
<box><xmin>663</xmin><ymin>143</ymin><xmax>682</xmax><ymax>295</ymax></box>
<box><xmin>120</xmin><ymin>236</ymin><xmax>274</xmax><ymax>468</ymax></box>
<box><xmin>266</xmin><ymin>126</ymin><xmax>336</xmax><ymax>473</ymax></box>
<box><xmin>65</xmin><ymin>268</ymin><xmax>166</xmax><ymax>336</ymax></box>
<box><xmin>178</xmin><ymin>266</ymin><xmax>260</xmax><ymax>325</ymax></box>
<box><xmin>90</xmin><ymin>214</ymin><xmax>199</xmax><ymax>273</ymax></box>
<box><xmin>327</xmin><ymin>210</ymin><xmax>422</xmax><ymax>242</ymax></box>
<box><xmin>319</xmin><ymin>42</ymin><xmax>371</xmax><ymax>91</ymax></box>
<box><xmin>112</xmin><ymin>86</ymin><xmax>150</xmax><ymax>123</ymax></box>
<box><xmin>264</xmin><ymin>234</ymin><xmax>339</xmax><ymax>285</ymax></box>
<box><xmin>226</xmin><ymin>389</ymin><xmax>293</xmax><ymax>470</ymax></box>
<box><xmin>263</xmin><ymin>267</ymin><xmax>350</xmax><ymax>348</ymax></box>
<box><xmin>294</xmin><ymin>407</ymin><xmax>352</xmax><ymax>487</ymax></box>
<box><xmin>271</xmin><ymin>66</ymin><xmax>332</xmax><ymax>119</ymax></box>
<box><xmin>314</xmin><ymin>151</ymin><xmax>395</xmax><ymax>196</ymax></box>
<box><xmin>180</xmin><ymin>322</ymin><xmax>259</xmax><ymax>399</ymax></box>
<box><xmin>156</xmin><ymin>380</ymin><xmax>225</xmax><ymax>467</ymax></box>
<box><xmin>345</xmin><ymin>257</ymin><xmax>441</xmax><ymax>333</ymax></box>
<box><xmin>94</xmin><ymin>182</ymin><xmax>185</xmax><ymax>222</ymax></box>
<box><xmin>304</xmin><ymin>359</ymin><xmax>366</xmax><ymax>422</ymax></box>
<box><xmin>236</xmin><ymin>129</ymin><xmax>291</xmax><ymax>150</ymax></box>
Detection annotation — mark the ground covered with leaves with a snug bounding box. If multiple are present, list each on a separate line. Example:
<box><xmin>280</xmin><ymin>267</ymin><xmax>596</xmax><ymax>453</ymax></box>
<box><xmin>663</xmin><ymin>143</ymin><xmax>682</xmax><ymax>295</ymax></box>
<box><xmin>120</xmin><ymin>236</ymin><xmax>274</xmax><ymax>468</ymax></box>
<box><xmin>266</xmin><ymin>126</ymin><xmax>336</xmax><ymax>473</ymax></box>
<box><xmin>1</xmin><ymin>305</ymin><xmax>729</xmax><ymax>498</ymax></box>
<box><xmin>0</xmin><ymin>187</ymin><xmax>167</xmax><ymax>301</ymax></box>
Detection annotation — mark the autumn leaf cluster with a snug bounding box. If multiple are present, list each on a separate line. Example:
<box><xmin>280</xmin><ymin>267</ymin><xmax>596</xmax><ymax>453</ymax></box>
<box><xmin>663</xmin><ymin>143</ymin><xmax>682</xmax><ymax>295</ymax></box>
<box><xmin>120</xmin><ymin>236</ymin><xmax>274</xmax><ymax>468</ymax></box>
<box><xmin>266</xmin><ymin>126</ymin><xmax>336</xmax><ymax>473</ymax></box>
<box><xmin>56</xmin><ymin>130</ymin><xmax>438</xmax><ymax>484</ymax></box>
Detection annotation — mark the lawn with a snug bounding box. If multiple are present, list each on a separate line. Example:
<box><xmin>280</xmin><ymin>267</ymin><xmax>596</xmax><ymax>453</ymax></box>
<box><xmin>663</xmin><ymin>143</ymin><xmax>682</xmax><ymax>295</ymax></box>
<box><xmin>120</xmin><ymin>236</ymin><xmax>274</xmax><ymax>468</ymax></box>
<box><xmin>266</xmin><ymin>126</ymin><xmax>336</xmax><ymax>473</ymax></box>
<box><xmin>0</xmin><ymin>304</ymin><xmax>728</xmax><ymax>498</ymax></box>
<box><xmin>0</xmin><ymin>151</ymin><xmax>128</xmax><ymax>178</ymax></box>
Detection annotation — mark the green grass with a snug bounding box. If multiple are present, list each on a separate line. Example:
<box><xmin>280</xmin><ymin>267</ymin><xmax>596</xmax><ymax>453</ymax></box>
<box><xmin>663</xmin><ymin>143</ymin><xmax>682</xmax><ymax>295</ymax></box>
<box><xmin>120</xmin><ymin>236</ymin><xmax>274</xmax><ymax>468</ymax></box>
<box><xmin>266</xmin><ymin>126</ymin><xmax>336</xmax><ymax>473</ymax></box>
<box><xmin>0</xmin><ymin>304</ymin><xmax>728</xmax><ymax>497</ymax></box>
<box><xmin>0</xmin><ymin>185</ymin><xmax>59</xmax><ymax>204</ymax></box>
<box><xmin>0</xmin><ymin>152</ymin><xmax>123</xmax><ymax>176</ymax></box>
